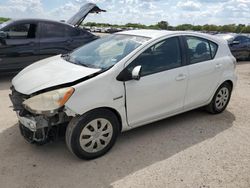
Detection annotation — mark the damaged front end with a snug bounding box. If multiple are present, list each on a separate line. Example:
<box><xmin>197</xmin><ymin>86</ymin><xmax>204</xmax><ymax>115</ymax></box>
<box><xmin>9</xmin><ymin>87</ymin><xmax>74</xmax><ymax>144</ymax></box>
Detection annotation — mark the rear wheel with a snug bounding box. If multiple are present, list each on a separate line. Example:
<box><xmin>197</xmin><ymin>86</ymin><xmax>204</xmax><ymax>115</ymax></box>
<box><xmin>206</xmin><ymin>82</ymin><xmax>232</xmax><ymax>114</ymax></box>
<box><xmin>66</xmin><ymin>109</ymin><xmax>119</xmax><ymax>160</ymax></box>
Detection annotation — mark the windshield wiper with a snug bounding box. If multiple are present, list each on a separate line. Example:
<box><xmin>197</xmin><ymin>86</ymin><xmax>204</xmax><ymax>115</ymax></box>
<box><xmin>61</xmin><ymin>54</ymin><xmax>90</xmax><ymax>68</ymax></box>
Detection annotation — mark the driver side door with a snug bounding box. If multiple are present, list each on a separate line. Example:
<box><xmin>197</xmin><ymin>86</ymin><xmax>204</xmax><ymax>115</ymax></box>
<box><xmin>124</xmin><ymin>37</ymin><xmax>188</xmax><ymax>127</ymax></box>
<box><xmin>0</xmin><ymin>22</ymin><xmax>39</xmax><ymax>72</ymax></box>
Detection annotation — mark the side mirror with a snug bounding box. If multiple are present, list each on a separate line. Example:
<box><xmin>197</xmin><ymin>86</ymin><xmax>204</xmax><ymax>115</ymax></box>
<box><xmin>231</xmin><ymin>41</ymin><xmax>240</xmax><ymax>45</ymax></box>
<box><xmin>0</xmin><ymin>31</ymin><xmax>7</xmax><ymax>39</ymax></box>
<box><xmin>131</xmin><ymin>65</ymin><xmax>142</xmax><ymax>80</ymax></box>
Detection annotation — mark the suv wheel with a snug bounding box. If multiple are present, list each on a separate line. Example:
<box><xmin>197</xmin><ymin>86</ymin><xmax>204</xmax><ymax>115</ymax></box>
<box><xmin>206</xmin><ymin>82</ymin><xmax>232</xmax><ymax>114</ymax></box>
<box><xmin>66</xmin><ymin>109</ymin><xmax>119</xmax><ymax>160</ymax></box>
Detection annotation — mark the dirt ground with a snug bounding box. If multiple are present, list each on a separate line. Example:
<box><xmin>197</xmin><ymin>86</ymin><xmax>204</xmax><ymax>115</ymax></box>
<box><xmin>0</xmin><ymin>62</ymin><xmax>250</xmax><ymax>188</ymax></box>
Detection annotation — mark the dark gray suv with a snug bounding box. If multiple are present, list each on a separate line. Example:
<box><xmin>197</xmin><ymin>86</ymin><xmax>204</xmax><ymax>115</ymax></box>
<box><xmin>0</xmin><ymin>3</ymin><xmax>105</xmax><ymax>73</ymax></box>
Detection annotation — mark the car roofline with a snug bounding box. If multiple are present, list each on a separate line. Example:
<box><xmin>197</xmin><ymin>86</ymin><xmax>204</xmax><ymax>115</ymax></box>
<box><xmin>116</xmin><ymin>29</ymin><xmax>226</xmax><ymax>44</ymax></box>
<box><xmin>8</xmin><ymin>18</ymin><xmax>75</xmax><ymax>27</ymax></box>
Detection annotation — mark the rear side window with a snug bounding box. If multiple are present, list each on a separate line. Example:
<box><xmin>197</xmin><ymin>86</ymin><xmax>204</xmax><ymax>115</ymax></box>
<box><xmin>39</xmin><ymin>22</ymin><xmax>65</xmax><ymax>38</ymax></box>
<box><xmin>185</xmin><ymin>36</ymin><xmax>218</xmax><ymax>64</ymax></box>
<box><xmin>4</xmin><ymin>23</ymin><xmax>37</xmax><ymax>39</ymax></box>
<box><xmin>210</xmin><ymin>41</ymin><xmax>218</xmax><ymax>58</ymax></box>
<box><xmin>65</xmin><ymin>26</ymin><xmax>80</xmax><ymax>37</ymax></box>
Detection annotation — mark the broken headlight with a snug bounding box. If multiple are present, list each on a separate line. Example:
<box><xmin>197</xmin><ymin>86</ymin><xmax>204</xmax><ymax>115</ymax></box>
<box><xmin>23</xmin><ymin>87</ymin><xmax>74</xmax><ymax>114</ymax></box>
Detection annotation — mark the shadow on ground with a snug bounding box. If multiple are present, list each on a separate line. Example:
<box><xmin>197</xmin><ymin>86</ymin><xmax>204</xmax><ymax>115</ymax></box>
<box><xmin>0</xmin><ymin>109</ymin><xmax>235</xmax><ymax>188</ymax></box>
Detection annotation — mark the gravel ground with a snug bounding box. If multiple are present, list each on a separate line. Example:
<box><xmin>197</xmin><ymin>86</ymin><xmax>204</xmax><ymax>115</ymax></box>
<box><xmin>0</xmin><ymin>62</ymin><xmax>250</xmax><ymax>188</ymax></box>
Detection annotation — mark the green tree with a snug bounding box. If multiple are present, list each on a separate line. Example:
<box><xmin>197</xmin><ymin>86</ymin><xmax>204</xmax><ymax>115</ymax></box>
<box><xmin>0</xmin><ymin>17</ymin><xmax>10</xmax><ymax>23</ymax></box>
<box><xmin>156</xmin><ymin>21</ymin><xmax>169</xmax><ymax>30</ymax></box>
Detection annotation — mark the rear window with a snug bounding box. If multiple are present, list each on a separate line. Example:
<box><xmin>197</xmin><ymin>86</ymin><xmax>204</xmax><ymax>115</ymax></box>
<box><xmin>185</xmin><ymin>36</ymin><xmax>218</xmax><ymax>64</ymax></box>
<box><xmin>65</xmin><ymin>26</ymin><xmax>80</xmax><ymax>37</ymax></box>
<box><xmin>209</xmin><ymin>41</ymin><xmax>218</xmax><ymax>59</ymax></box>
<box><xmin>40</xmin><ymin>22</ymin><xmax>65</xmax><ymax>38</ymax></box>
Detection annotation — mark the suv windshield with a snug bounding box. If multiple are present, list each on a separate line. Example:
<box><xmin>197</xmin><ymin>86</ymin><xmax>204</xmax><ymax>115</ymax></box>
<box><xmin>0</xmin><ymin>20</ymin><xmax>12</xmax><ymax>30</ymax></box>
<box><xmin>64</xmin><ymin>34</ymin><xmax>150</xmax><ymax>69</ymax></box>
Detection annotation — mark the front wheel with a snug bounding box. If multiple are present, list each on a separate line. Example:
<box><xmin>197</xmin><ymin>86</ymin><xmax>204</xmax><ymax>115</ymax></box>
<box><xmin>206</xmin><ymin>82</ymin><xmax>232</xmax><ymax>114</ymax></box>
<box><xmin>66</xmin><ymin>109</ymin><xmax>119</xmax><ymax>160</ymax></box>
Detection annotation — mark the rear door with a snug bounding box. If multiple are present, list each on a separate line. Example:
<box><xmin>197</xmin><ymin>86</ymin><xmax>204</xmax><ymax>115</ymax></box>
<box><xmin>125</xmin><ymin>37</ymin><xmax>188</xmax><ymax>127</ymax></box>
<box><xmin>0</xmin><ymin>22</ymin><xmax>39</xmax><ymax>72</ymax></box>
<box><xmin>183</xmin><ymin>36</ymin><xmax>221</xmax><ymax>109</ymax></box>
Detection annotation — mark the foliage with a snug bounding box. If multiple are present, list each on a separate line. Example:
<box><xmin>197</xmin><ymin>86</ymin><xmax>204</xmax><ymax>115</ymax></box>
<box><xmin>0</xmin><ymin>17</ymin><xmax>10</xmax><ymax>23</ymax></box>
<box><xmin>84</xmin><ymin>21</ymin><xmax>250</xmax><ymax>33</ymax></box>
<box><xmin>0</xmin><ymin>17</ymin><xmax>249</xmax><ymax>33</ymax></box>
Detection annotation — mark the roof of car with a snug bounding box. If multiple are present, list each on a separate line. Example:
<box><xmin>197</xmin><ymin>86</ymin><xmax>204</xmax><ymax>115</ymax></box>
<box><xmin>118</xmin><ymin>29</ymin><xmax>213</xmax><ymax>39</ymax></box>
<box><xmin>11</xmin><ymin>18</ymin><xmax>73</xmax><ymax>27</ymax></box>
<box><xmin>118</xmin><ymin>29</ymin><xmax>174</xmax><ymax>39</ymax></box>
<box><xmin>117</xmin><ymin>29</ymin><xmax>226</xmax><ymax>44</ymax></box>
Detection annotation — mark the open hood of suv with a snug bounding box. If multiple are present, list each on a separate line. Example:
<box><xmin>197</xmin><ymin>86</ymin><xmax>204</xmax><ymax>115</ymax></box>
<box><xmin>67</xmin><ymin>3</ymin><xmax>106</xmax><ymax>27</ymax></box>
<box><xmin>12</xmin><ymin>55</ymin><xmax>101</xmax><ymax>95</ymax></box>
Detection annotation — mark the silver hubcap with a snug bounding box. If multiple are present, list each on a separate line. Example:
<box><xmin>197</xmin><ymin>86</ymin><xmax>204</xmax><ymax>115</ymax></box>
<box><xmin>79</xmin><ymin>118</ymin><xmax>113</xmax><ymax>153</ymax></box>
<box><xmin>215</xmin><ymin>87</ymin><xmax>229</xmax><ymax>110</ymax></box>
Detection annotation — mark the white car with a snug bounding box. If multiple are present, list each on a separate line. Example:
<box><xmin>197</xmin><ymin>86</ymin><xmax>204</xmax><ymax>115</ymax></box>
<box><xmin>10</xmin><ymin>30</ymin><xmax>237</xmax><ymax>159</ymax></box>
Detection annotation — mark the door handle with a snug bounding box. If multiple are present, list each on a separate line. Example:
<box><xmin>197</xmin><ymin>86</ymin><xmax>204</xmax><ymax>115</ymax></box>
<box><xmin>175</xmin><ymin>74</ymin><xmax>186</xmax><ymax>81</ymax></box>
<box><xmin>215</xmin><ymin>63</ymin><xmax>222</xmax><ymax>69</ymax></box>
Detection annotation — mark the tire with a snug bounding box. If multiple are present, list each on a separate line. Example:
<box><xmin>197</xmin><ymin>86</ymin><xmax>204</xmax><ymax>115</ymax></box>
<box><xmin>206</xmin><ymin>82</ymin><xmax>232</xmax><ymax>114</ymax></box>
<box><xmin>66</xmin><ymin>109</ymin><xmax>119</xmax><ymax>160</ymax></box>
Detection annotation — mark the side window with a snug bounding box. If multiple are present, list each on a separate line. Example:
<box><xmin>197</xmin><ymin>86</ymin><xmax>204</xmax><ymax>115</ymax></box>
<box><xmin>65</xmin><ymin>26</ymin><xmax>80</xmax><ymax>37</ymax></box>
<box><xmin>185</xmin><ymin>36</ymin><xmax>213</xmax><ymax>64</ymax></box>
<box><xmin>4</xmin><ymin>23</ymin><xmax>37</xmax><ymax>39</ymax></box>
<box><xmin>128</xmin><ymin>37</ymin><xmax>182</xmax><ymax>76</ymax></box>
<box><xmin>40</xmin><ymin>23</ymin><xmax>65</xmax><ymax>38</ymax></box>
<box><xmin>209</xmin><ymin>41</ymin><xmax>218</xmax><ymax>58</ymax></box>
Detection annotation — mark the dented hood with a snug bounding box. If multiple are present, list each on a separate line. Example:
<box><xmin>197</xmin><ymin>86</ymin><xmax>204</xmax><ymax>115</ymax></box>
<box><xmin>67</xmin><ymin>3</ymin><xmax>106</xmax><ymax>27</ymax></box>
<box><xmin>12</xmin><ymin>55</ymin><xmax>101</xmax><ymax>95</ymax></box>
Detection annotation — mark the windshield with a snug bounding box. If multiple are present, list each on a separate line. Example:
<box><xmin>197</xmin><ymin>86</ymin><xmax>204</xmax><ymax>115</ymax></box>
<box><xmin>0</xmin><ymin>20</ymin><xmax>12</xmax><ymax>30</ymax></box>
<box><xmin>64</xmin><ymin>34</ymin><xmax>150</xmax><ymax>69</ymax></box>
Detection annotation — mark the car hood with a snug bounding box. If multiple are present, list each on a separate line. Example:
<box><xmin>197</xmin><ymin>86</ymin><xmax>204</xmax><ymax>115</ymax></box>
<box><xmin>67</xmin><ymin>3</ymin><xmax>106</xmax><ymax>27</ymax></box>
<box><xmin>12</xmin><ymin>55</ymin><xmax>101</xmax><ymax>95</ymax></box>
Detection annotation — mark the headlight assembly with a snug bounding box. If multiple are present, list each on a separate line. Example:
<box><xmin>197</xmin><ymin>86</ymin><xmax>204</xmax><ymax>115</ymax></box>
<box><xmin>23</xmin><ymin>87</ymin><xmax>74</xmax><ymax>114</ymax></box>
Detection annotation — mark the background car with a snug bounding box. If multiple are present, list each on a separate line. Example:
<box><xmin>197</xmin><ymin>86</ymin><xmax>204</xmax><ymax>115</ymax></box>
<box><xmin>216</xmin><ymin>33</ymin><xmax>250</xmax><ymax>60</ymax></box>
<box><xmin>0</xmin><ymin>3</ymin><xmax>106</xmax><ymax>73</ymax></box>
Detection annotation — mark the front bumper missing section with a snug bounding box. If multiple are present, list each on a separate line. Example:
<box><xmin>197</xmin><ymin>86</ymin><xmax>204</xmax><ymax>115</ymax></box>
<box><xmin>9</xmin><ymin>87</ymin><xmax>71</xmax><ymax>144</ymax></box>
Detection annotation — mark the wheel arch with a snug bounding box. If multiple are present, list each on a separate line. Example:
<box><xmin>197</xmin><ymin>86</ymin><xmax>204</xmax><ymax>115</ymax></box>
<box><xmin>224</xmin><ymin>80</ymin><xmax>233</xmax><ymax>90</ymax></box>
<box><xmin>84</xmin><ymin>107</ymin><xmax>123</xmax><ymax>133</ymax></box>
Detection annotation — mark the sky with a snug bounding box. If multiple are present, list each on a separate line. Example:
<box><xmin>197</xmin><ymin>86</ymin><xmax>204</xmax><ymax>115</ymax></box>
<box><xmin>0</xmin><ymin>0</ymin><xmax>249</xmax><ymax>26</ymax></box>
